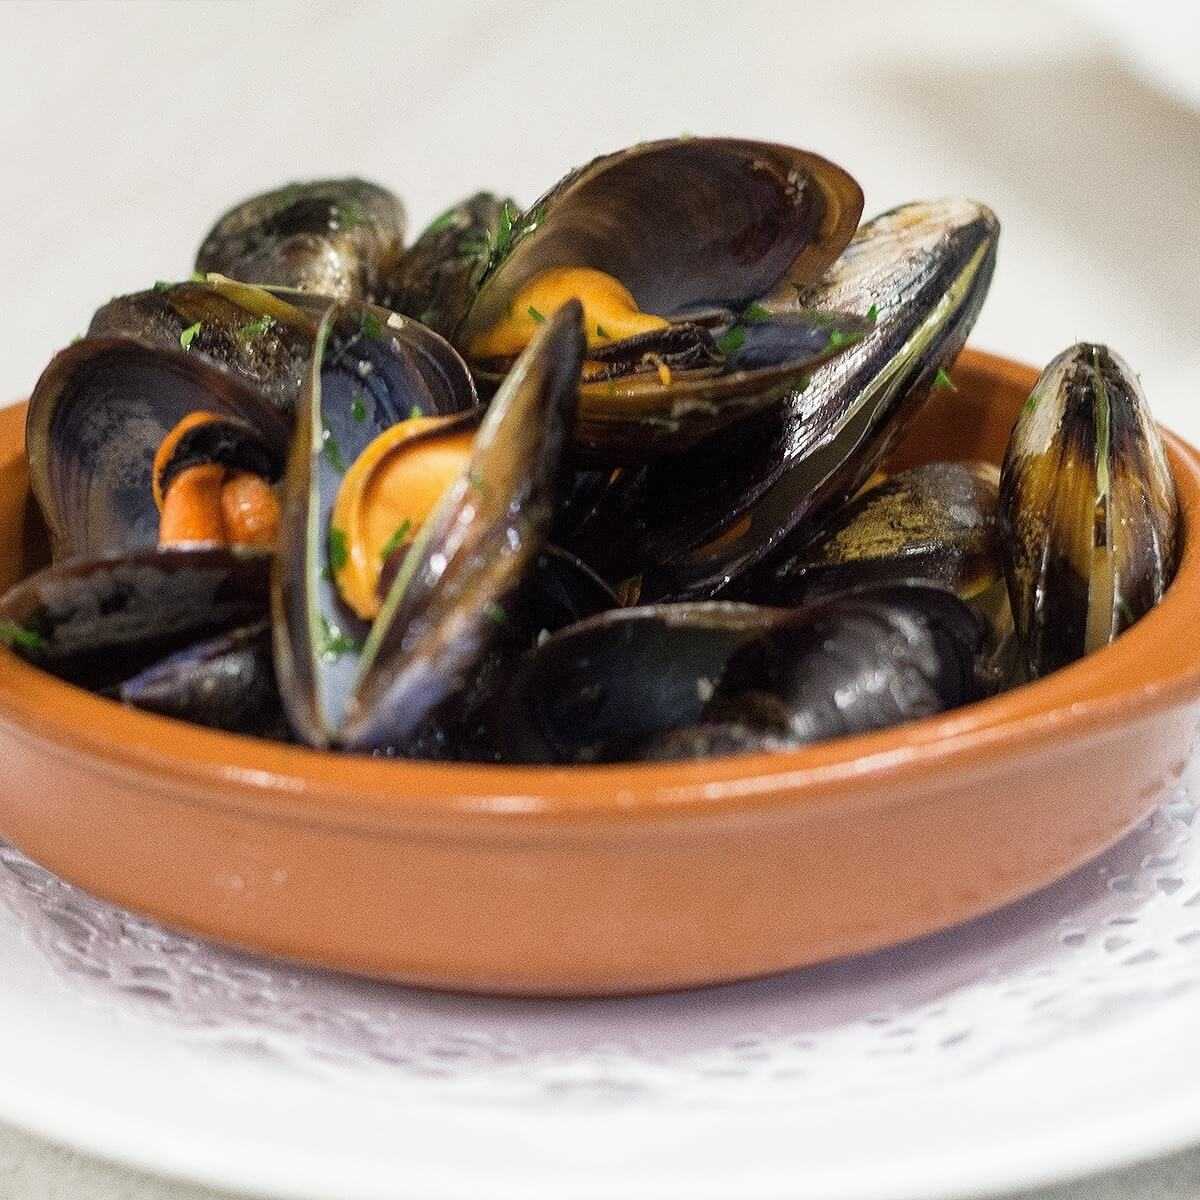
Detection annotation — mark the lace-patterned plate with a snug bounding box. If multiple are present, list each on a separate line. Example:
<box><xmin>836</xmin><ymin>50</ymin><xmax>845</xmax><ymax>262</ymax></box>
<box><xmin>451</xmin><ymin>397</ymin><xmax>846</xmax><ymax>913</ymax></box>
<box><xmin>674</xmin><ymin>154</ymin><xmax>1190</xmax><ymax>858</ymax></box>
<box><xmin>2</xmin><ymin>769</ymin><xmax>1200</xmax><ymax>1198</ymax></box>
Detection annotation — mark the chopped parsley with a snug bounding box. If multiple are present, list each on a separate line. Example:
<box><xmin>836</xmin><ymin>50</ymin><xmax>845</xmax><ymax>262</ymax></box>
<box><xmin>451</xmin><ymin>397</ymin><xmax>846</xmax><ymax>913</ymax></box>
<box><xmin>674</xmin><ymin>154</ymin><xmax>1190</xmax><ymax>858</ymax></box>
<box><xmin>328</xmin><ymin>527</ymin><xmax>349</xmax><ymax>572</ymax></box>
<box><xmin>527</xmin><ymin>305</ymin><xmax>546</xmax><ymax>324</ymax></box>
<box><xmin>179</xmin><ymin>322</ymin><xmax>202</xmax><ymax>350</ymax></box>
<box><xmin>424</xmin><ymin>207</ymin><xmax>461</xmax><ymax>236</ymax></box>
<box><xmin>351</xmin><ymin>391</ymin><xmax>367</xmax><ymax>422</ymax></box>
<box><xmin>380</xmin><ymin>519</ymin><xmax>413</xmax><ymax>561</ymax></box>
<box><xmin>596</xmin><ymin>323</ymin><xmax>610</xmax><ymax>339</ymax></box>
<box><xmin>0</xmin><ymin>620</ymin><xmax>45</xmax><ymax>652</ymax></box>
<box><xmin>322</xmin><ymin>425</ymin><xmax>346</xmax><ymax>472</ymax></box>
<box><xmin>333</xmin><ymin>198</ymin><xmax>364</xmax><ymax>230</ymax></box>
<box><xmin>360</xmin><ymin>310</ymin><xmax>384</xmax><ymax>340</ymax></box>
<box><xmin>1022</xmin><ymin>389</ymin><xmax>1040</xmax><ymax>414</ymax></box>
<box><xmin>237</xmin><ymin>314</ymin><xmax>274</xmax><ymax>341</ymax></box>
<box><xmin>716</xmin><ymin>326</ymin><xmax>746</xmax><ymax>356</ymax></box>
<box><xmin>153</xmin><ymin>280</ymin><xmax>174</xmax><ymax>293</ymax></box>
<box><xmin>866</xmin><ymin>303</ymin><xmax>879</xmax><ymax>323</ymax></box>
<box><xmin>827</xmin><ymin>328</ymin><xmax>862</xmax><ymax>350</ymax></box>
<box><xmin>190</xmin><ymin>270</ymin><xmax>207</xmax><ymax>283</ymax></box>
<box><xmin>933</xmin><ymin>367</ymin><xmax>958</xmax><ymax>392</ymax></box>
<box><xmin>742</xmin><ymin>302</ymin><xmax>771</xmax><ymax>325</ymax></box>
<box><xmin>318</xmin><ymin>615</ymin><xmax>361</xmax><ymax>661</ymax></box>
<box><xmin>409</xmin><ymin>403</ymin><xmax>423</xmax><ymax>421</ymax></box>
<box><xmin>484</xmin><ymin>601</ymin><xmax>507</xmax><ymax>625</ymax></box>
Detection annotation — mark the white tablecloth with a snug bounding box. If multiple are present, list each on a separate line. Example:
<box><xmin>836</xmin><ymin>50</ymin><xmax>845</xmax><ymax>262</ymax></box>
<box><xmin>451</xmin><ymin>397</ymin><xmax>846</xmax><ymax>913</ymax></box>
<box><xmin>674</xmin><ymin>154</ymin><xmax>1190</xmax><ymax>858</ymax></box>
<box><xmin>2</xmin><ymin>1</ymin><xmax>1199</xmax><ymax>1196</ymax></box>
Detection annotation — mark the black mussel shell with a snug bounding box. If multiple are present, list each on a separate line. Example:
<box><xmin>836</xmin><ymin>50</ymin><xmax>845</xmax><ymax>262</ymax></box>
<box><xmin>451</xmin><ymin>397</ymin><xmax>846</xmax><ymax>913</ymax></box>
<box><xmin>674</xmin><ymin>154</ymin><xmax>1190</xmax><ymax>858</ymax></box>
<box><xmin>1000</xmin><ymin>342</ymin><xmax>1177</xmax><ymax>679</ymax></box>
<box><xmin>196</xmin><ymin>178</ymin><xmax>405</xmax><ymax>304</ymax></box>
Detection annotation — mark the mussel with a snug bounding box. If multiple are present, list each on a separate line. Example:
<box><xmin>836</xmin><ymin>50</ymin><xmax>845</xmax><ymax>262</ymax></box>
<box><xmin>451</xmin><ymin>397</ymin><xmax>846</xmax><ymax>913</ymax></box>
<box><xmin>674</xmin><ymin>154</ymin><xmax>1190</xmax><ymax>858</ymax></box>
<box><xmin>445</xmin><ymin>138</ymin><xmax>868</xmax><ymax>460</ymax></box>
<box><xmin>1000</xmin><ymin>343</ymin><xmax>1178</xmax><ymax>678</ymax></box>
<box><xmin>89</xmin><ymin>277</ymin><xmax>323</xmax><ymax>413</ymax></box>
<box><xmin>387</xmin><ymin>192</ymin><xmax>519</xmax><ymax>341</ymax></box>
<box><xmin>196</xmin><ymin>178</ymin><xmax>406</xmax><ymax>304</ymax></box>
<box><xmin>639</xmin><ymin>584</ymin><xmax>986</xmax><ymax>761</ymax></box>
<box><xmin>26</xmin><ymin>336</ymin><xmax>291</xmax><ymax>561</ymax></box>
<box><xmin>274</xmin><ymin>299</ymin><xmax>586</xmax><ymax>749</ymax></box>
<box><xmin>570</xmin><ymin>199</ymin><xmax>1000</xmax><ymax>595</ymax></box>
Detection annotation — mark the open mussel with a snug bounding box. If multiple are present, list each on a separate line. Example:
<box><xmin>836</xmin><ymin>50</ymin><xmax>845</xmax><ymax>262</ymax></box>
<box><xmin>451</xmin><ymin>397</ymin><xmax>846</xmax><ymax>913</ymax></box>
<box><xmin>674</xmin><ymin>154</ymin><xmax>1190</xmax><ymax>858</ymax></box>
<box><xmin>274</xmin><ymin>299</ymin><xmax>585</xmax><ymax>750</ymax></box>
<box><xmin>572</xmin><ymin>199</ymin><xmax>1000</xmax><ymax>596</ymax></box>
<box><xmin>1000</xmin><ymin>343</ymin><xmax>1178</xmax><ymax>679</ymax></box>
<box><xmin>27</xmin><ymin>336</ymin><xmax>291</xmax><ymax>562</ymax></box>
<box><xmin>639</xmin><ymin>584</ymin><xmax>986</xmax><ymax>761</ymax></box>
<box><xmin>450</xmin><ymin>138</ymin><xmax>867</xmax><ymax>460</ymax></box>
<box><xmin>89</xmin><ymin>277</ymin><xmax>323</xmax><ymax>413</ymax></box>
<box><xmin>195</xmin><ymin>178</ymin><xmax>405</xmax><ymax>304</ymax></box>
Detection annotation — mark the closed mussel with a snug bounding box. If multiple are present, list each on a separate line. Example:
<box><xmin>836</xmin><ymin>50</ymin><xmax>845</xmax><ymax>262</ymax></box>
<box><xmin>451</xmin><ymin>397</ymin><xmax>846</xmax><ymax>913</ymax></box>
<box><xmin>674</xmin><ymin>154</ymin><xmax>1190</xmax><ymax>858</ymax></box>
<box><xmin>1000</xmin><ymin>343</ymin><xmax>1178</xmax><ymax>678</ymax></box>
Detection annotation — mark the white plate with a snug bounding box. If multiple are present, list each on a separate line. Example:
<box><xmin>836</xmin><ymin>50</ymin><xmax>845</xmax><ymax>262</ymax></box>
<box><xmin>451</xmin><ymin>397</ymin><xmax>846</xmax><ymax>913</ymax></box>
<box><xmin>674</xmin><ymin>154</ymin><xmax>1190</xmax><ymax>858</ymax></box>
<box><xmin>2</xmin><ymin>762</ymin><xmax>1200</xmax><ymax>1199</ymax></box>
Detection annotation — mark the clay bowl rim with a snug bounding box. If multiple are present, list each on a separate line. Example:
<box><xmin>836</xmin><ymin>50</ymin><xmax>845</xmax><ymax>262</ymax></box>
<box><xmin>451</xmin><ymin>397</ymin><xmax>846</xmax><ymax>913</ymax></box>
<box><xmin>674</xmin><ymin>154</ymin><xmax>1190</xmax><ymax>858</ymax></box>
<box><xmin>2</xmin><ymin>346</ymin><xmax>1199</xmax><ymax>834</ymax></box>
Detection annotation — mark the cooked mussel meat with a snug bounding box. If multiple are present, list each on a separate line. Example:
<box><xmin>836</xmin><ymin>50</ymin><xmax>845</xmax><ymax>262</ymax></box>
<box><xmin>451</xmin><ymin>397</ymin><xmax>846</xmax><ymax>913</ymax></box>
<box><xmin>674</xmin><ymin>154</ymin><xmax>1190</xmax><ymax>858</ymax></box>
<box><xmin>572</xmin><ymin>199</ymin><xmax>1000</xmax><ymax>595</ymax></box>
<box><xmin>195</xmin><ymin>178</ymin><xmax>405</xmax><ymax>304</ymax></box>
<box><xmin>1000</xmin><ymin>342</ymin><xmax>1177</xmax><ymax>678</ymax></box>
<box><xmin>454</xmin><ymin>138</ymin><xmax>867</xmax><ymax>459</ymax></box>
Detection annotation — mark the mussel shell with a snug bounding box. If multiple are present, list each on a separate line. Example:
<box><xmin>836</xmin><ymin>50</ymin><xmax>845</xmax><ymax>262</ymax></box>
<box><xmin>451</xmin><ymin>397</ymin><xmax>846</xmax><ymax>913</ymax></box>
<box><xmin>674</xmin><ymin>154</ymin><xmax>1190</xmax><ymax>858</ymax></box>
<box><xmin>0</xmin><ymin>547</ymin><xmax>271</xmax><ymax>690</ymax></box>
<box><xmin>1000</xmin><ymin>343</ymin><xmax>1177</xmax><ymax>678</ymax></box>
<box><xmin>638</xmin><ymin>584</ymin><xmax>986</xmax><ymax>760</ymax></box>
<box><xmin>89</xmin><ymin>280</ymin><xmax>322</xmax><ymax>413</ymax></box>
<box><xmin>740</xmin><ymin>461</ymin><xmax>1002</xmax><ymax>605</ymax></box>
<box><xmin>26</xmin><ymin>336</ymin><xmax>291</xmax><ymax>561</ymax></box>
<box><xmin>195</xmin><ymin>178</ymin><xmax>405</xmax><ymax>304</ymax></box>
<box><xmin>118</xmin><ymin>622</ymin><xmax>283</xmax><ymax>735</ymax></box>
<box><xmin>459</xmin><ymin>138</ymin><xmax>862</xmax><ymax>348</ymax></box>
<box><xmin>336</xmin><ymin>301</ymin><xmax>586</xmax><ymax>750</ymax></box>
<box><xmin>272</xmin><ymin>304</ymin><xmax>482</xmax><ymax>746</ymax></box>
<box><xmin>490</xmin><ymin>602</ymin><xmax>787</xmax><ymax>764</ymax></box>
<box><xmin>387</xmin><ymin>193</ymin><xmax>517</xmax><ymax>340</ymax></box>
<box><xmin>571</xmin><ymin>199</ymin><xmax>1000</xmax><ymax>595</ymax></box>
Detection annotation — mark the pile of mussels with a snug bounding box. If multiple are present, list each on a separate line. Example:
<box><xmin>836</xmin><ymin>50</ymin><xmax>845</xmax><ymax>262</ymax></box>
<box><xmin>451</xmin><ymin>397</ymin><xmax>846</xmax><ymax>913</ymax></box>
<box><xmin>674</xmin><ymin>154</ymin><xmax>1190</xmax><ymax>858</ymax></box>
<box><xmin>0</xmin><ymin>139</ymin><xmax>1180</xmax><ymax>762</ymax></box>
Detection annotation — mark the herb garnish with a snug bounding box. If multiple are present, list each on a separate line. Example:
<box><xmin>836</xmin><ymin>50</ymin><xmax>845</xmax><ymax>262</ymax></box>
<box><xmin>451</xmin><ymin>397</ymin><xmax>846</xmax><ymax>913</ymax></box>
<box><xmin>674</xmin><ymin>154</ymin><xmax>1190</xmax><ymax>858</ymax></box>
<box><xmin>318</xmin><ymin>615</ymin><xmax>361</xmax><ymax>661</ymax></box>
<box><xmin>380</xmin><ymin>519</ymin><xmax>413</xmax><ymax>562</ymax></box>
<box><xmin>866</xmin><ymin>303</ymin><xmax>879</xmax><ymax>323</ymax></box>
<box><xmin>190</xmin><ymin>270</ymin><xmax>207</xmax><ymax>283</ymax></box>
<box><xmin>328</xmin><ymin>527</ymin><xmax>349</xmax><ymax>572</ymax></box>
<box><xmin>827</xmin><ymin>328</ymin><xmax>862</xmax><ymax>350</ymax></box>
<box><xmin>742</xmin><ymin>302</ymin><xmax>771</xmax><ymax>324</ymax></box>
<box><xmin>596</xmin><ymin>323</ymin><xmax>610</xmax><ymax>339</ymax></box>
<box><xmin>153</xmin><ymin>280</ymin><xmax>174</xmax><ymax>293</ymax></box>
<box><xmin>360</xmin><ymin>310</ymin><xmax>384</xmax><ymax>340</ymax></box>
<box><xmin>424</xmin><ymin>207</ymin><xmax>461</xmax><ymax>236</ymax></box>
<box><xmin>351</xmin><ymin>391</ymin><xmax>367</xmax><ymax>422</ymax></box>
<box><xmin>933</xmin><ymin>367</ymin><xmax>957</xmax><ymax>392</ymax></box>
<box><xmin>238</xmin><ymin>314</ymin><xmax>274</xmax><ymax>341</ymax></box>
<box><xmin>527</xmin><ymin>305</ymin><xmax>546</xmax><ymax>324</ymax></box>
<box><xmin>179</xmin><ymin>322</ymin><xmax>202</xmax><ymax>350</ymax></box>
<box><xmin>716</xmin><ymin>326</ymin><xmax>746</xmax><ymax>356</ymax></box>
<box><xmin>322</xmin><ymin>425</ymin><xmax>346</xmax><ymax>472</ymax></box>
<box><xmin>0</xmin><ymin>620</ymin><xmax>45</xmax><ymax>651</ymax></box>
<box><xmin>484</xmin><ymin>601</ymin><xmax>507</xmax><ymax>625</ymax></box>
<box><xmin>409</xmin><ymin>404</ymin><xmax>422</xmax><ymax>421</ymax></box>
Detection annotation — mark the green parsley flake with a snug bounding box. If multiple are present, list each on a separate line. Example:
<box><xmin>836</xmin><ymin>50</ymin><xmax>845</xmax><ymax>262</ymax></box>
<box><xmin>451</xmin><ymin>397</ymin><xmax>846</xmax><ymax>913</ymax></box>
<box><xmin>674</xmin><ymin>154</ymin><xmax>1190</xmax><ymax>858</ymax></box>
<box><xmin>933</xmin><ymin>367</ymin><xmax>958</xmax><ymax>392</ymax></box>
<box><xmin>484</xmin><ymin>601</ymin><xmax>507</xmax><ymax>625</ymax></box>
<box><xmin>360</xmin><ymin>310</ymin><xmax>384</xmax><ymax>340</ymax></box>
<box><xmin>238</xmin><ymin>314</ymin><xmax>274</xmax><ymax>341</ymax></box>
<box><xmin>380</xmin><ymin>519</ymin><xmax>413</xmax><ymax>562</ymax></box>
<box><xmin>716</xmin><ymin>326</ymin><xmax>746</xmax><ymax>356</ymax></box>
<box><xmin>425</xmin><ymin>207</ymin><xmax>460</xmax><ymax>236</ymax></box>
<box><xmin>322</xmin><ymin>426</ymin><xmax>346</xmax><ymax>473</ymax></box>
<box><xmin>153</xmin><ymin>280</ymin><xmax>174</xmax><ymax>293</ymax></box>
<box><xmin>334</xmin><ymin>198</ymin><xmax>364</xmax><ymax>230</ymax></box>
<box><xmin>596</xmin><ymin>323</ymin><xmax>610</xmax><ymax>339</ymax></box>
<box><xmin>409</xmin><ymin>404</ymin><xmax>423</xmax><ymax>421</ymax></box>
<box><xmin>179</xmin><ymin>322</ymin><xmax>202</xmax><ymax>350</ymax></box>
<box><xmin>742</xmin><ymin>303</ymin><xmax>771</xmax><ymax>325</ymax></box>
<box><xmin>827</xmin><ymin>328</ymin><xmax>862</xmax><ymax>350</ymax></box>
<box><xmin>527</xmin><ymin>305</ymin><xmax>546</xmax><ymax>324</ymax></box>
<box><xmin>1022</xmin><ymin>389</ymin><xmax>1040</xmax><ymax>414</ymax></box>
<box><xmin>351</xmin><ymin>391</ymin><xmax>367</xmax><ymax>422</ymax></box>
<box><xmin>866</xmin><ymin>303</ymin><xmax>879</xmax><ymax>323</ymax></box>
<box><xmin>190</xmin><ymin>270</ymin><xmax>207</xmax><ymax>283</ymax></box>
<box><xmin>328</xmin><ymin>527</ymin><xmax>349</xmax><ymax>573</ymax></box>
<box><xmin>0</xmin><ymin>620</ymin><xmax>45</xmax><ymax>652</ymax></box>
<box><xmin>318</xmin><ymin>615</ymin><xmax>361</xmax><ymax>662</ymax></box>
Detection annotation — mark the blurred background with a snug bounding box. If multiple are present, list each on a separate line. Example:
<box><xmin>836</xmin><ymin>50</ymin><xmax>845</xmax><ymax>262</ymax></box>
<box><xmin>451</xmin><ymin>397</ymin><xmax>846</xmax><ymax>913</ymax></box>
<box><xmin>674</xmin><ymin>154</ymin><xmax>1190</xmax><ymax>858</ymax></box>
<box><xmin>1</xmin><ymin>2</ymin><xmax>1199</xmax><ymax>1197</ymax></box>
<box><xmin>2</xmin><ymin>0</ymin><xmax>1198</xmax><ymax>430</ymax></box>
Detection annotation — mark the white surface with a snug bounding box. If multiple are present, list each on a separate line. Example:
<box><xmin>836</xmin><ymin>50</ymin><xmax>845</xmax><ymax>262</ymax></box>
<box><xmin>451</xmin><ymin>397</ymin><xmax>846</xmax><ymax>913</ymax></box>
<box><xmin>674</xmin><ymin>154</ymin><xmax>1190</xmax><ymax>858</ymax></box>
<box><xmin>2</xmin><ymin>0</ymin><xmax>1200</xmax><ymax>1197</ymax></box>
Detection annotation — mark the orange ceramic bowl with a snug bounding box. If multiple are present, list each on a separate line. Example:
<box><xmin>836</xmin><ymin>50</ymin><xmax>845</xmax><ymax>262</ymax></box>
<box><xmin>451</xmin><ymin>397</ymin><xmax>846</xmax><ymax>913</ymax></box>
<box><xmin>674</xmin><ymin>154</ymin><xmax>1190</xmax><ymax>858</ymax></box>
<box><xmin>1</xmin><ymin>348</ymin><xmax>1199</xmax><ymax>997</ymax></box>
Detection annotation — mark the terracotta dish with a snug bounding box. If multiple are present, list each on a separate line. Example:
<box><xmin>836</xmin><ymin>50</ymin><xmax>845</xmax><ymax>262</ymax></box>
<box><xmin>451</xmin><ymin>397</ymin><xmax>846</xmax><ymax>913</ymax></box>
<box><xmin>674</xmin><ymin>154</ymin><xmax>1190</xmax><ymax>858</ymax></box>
<box><xmin>0</xmin><ymin>347</ymin><xmax>1198</xmax><ymax>997</ymax></box>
